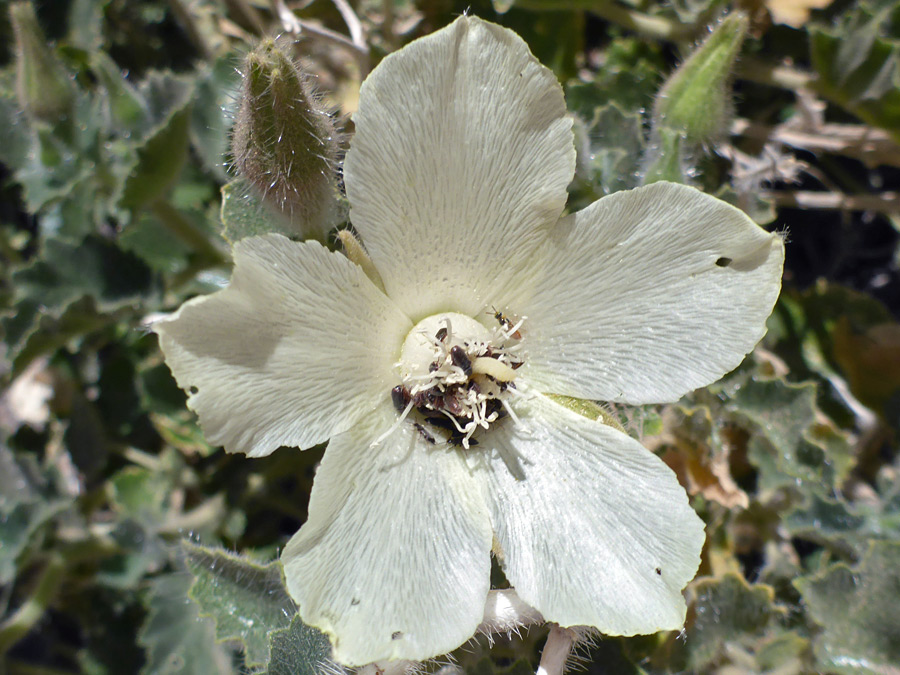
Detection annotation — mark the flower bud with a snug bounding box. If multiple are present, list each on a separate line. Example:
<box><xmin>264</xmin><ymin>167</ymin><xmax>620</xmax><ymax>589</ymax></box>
<box><xmin>10</xmin><ymin>1</ymin><xmax>74</xmax><ymax>123</ymax></box>
<box><xmin>232</xmin><ymin>38</ymin><xmax>340</xmax><ymax>240</ymax></box>
<box><xmin>652</xmin><ymin>12</ymin><xmax>748</xmax><ymax>146</ymax></box>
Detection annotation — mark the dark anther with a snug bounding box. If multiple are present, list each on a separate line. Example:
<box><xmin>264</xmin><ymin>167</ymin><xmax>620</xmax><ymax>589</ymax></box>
<box><xmin>450</xmin><ymin>345</ymin><xmax>472</xmax><ymax>375</ymax></box>
<box><xmin>715</xmin><ymin>257</ymin><xmax>732</xmax><ymax>267</ymax></box>
<box><xmin>655</xmin><ymin>567</ymin><xmax>662</xmax><ymax>575</ymax></box>
<box><xmin>391</xmin><ymin>385</ymin><xmax>410</xmax><ymax>411</ymax></box>
<box><xmin>392</xmin><ymin>631</ymin><xmax>403</xmax><ymax>640</ymax></box>
<box><xmin>435</xmin><ymin>327</ymin><xmax>448</xmax><ymax>341</ymax></box>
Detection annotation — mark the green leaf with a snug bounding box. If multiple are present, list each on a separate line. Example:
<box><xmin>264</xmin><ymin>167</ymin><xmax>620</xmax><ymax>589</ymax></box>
<box><xmin>577</xmin><ymin>103</ymin><xmax>645</xmax><ymax>195</ymax></box>
<box><xmin>266</xmin><ymin>615</ymin><xmax>333</xmax><ymax>675</ymax></box>
<box><xmin>0</xmin><ymin>444</ymin><xmax>72</xmax><ymax>584</ymax></box>
<box><xmin>566</xmin><ymin>37</ymin><xmax>665</xmax><ymax>117</ymax></box>
<box><xmin>809</xmin><ymin>4</ymin><xmax>900</xmax><ymax>141</ymax></box>
<box><xmin>119</xmin><ymin>211</ymin><xmax>193</xmax><ymax>274</ymax></box>
<box><xmin>120</xmin><ymin>105</ymin><xmax>193</xmax><ymax>211</ymax></box>
<box><xmin>0</xmin><ymin>67</ymin><xmax>33</xmax><ymax>172</ymax></box>
<box><xmin>190</xmin><ymin>56</ymin><xmax>240</xmax><ymax>181</ymax></box>
<box><xmin>721</xmin><ymin>377</ymin><xmax>853</xmax><ymax>492</ymax></box>
<box><xmin>138</xmin><ymin>572</ymin><xmax>235</xmax><ymax>675</ymax></box>
<box><xmin>795</xmin><ymin>541</ymin><xmax>900</xmax><ymax>674</ymax></box>
<box><xmin>182</xmin><ymin>540</ymin><xmax>297</xmax><ymax>668</ymax></box>
<box><xmin>220</xmin><ymin>179</ymin><xmax>298</xmax><ymax>243</ymax></box>
<box><xmin>678</xmin><ymin>574</ymin><xmax>778</xmax><ymax>671</ymax></box>
<box><xmin>12</xmin><ymin>235</ymin><xmax>156</xmax><ymax>313</ymax></box>
<box><xmin>785</xmin><ymin>488</ymin><xmax>900</xmax><ymax>557</ymax></box>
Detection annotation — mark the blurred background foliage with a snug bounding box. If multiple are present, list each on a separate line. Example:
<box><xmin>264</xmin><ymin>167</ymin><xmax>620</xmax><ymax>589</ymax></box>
<box><xmin>0</xmin><ymin>0</ymin><xmax>899</xmax><ymax>673</ymax></box>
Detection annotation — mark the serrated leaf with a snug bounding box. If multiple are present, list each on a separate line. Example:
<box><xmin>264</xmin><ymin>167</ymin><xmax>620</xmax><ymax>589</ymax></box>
<box><xmin>678</xmin><ymin>574</ymin><xmax>778</xmax><ymax>671</ymax></box>
<box><xmin>15</xmin><ymin>124</ymin><xmax>93</xmax><ymax>212</ymax></box>
<box><xmin>265</xmin><ymin>615</ymin><xmax>334</xmax><ymax>675</ymax></box>
<box><xmin>722</xmin><ymin>377</ymin><xmax>853</xmax><ymax>492</ymax></box>
<box><xmin>795</xmin><ymin>541</ymin><xmax>900</xmax><ymax>674</ymax></box>
<box><xmin>0</xmin><ymin>444</ymin><xmax>72</xmax><ymax>584</ymax></box>
<box><xmin>655</xmin><ymin>405</ymin><xmax>749</xmax><ymax>509</ymax></box>
<box><xmin>220</xmin><ymin>179</ymin><xmax>298</xmax><ymax>243</ymax></box>
<box><xmin>785</xmin><ymin>488</ymin><xmax>900</xmax><ymax>556</ymax></box>
<box><xmin>119</xmin><ymin>210</ymin><xmax>193</xmax><ymax>274</ymax></box>
<box><xmin>809</xmin><ymin>6</ymin><xmax>900</xmax><ymax>141</ymax></box>
<box><xmin>12</xmin><ymin>235</ymin><xmax>155</xmax><ymax>313</ymax></box>
<box><xmin>191</xmin><ymin>57</ymin><xmax>240</xmax><ymax>181</ymax></box>
<box><xmin>121</xmin><ymin>106</ymin><xmax>193</xmax><ymax>211</ymax></box>
<box><xmin>579</xmin><ymin>103</ymin><xmax>645</xmax><ymax>194</ymax></box>
<box><xmin>566</xmin><ymin>37</ymin><xmax>666</xmax><ymax>118</ymax></box>
<box><xmin>182</xmin><ymin>541</ymin><xmax>297</xmax><ymax>667</ymax></box>
<box><xmin>138</xmin><ymin>572</ymin><xmax>235</xmax><ymax>675</ymax></box>
<box><xmin>0</xmin><ymin>66</ymin><xmax>33</xmax><ymax>172</ymax></box>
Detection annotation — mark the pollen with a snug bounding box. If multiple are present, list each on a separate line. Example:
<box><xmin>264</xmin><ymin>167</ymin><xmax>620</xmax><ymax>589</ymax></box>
<box><xmin>390</xmin><ymin>311</ymin><xmax>525</xmax><ymax>449</ymax></box>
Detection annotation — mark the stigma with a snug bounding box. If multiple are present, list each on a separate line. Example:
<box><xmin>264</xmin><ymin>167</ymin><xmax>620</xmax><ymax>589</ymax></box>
<box><xmin>390</xmin><ymin>311</ymin><xmax>525</xmax><ymax>449</ymax></box>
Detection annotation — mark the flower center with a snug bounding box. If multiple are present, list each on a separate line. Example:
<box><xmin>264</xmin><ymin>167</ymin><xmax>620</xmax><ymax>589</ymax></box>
<box><xmin>391</xmin><ymin>311</ymin><xmax>525</xmax><ymax>449</ymax></box>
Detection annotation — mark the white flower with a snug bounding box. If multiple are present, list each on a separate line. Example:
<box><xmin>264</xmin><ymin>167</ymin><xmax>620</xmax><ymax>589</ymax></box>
<box><xmin>155</xmin><ymin>16</ymin><xmax>784</xmax><ymax>667</ymax></box>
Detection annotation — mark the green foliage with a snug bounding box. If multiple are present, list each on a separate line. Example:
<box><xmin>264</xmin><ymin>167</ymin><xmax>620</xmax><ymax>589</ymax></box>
<box><xmin>1</xmin><ymin>1</ymin><xmax>899</xmax><ymax>674</ymax></box>
<box><xmin>810</xmin><ymin>0</ymin><xmax>900</xmax><ymax>141</ymax></box>
<box><xmin>677</xmin><ymin>575</ymin><xmax>779</xmax><ymax>671</ymax></box>
<box><xmin>138</xmin><ymin>572</ymin><xmax>235</xmax><ymax>675</ymax></box>
<box><xmin>220</xmin><ymin>179</ymin><xmax>298</xmax><ymax>243</ymax></box>
<box><xmin>795</xmin><ymin>541</ymin><xmax>900</xmax><ymax>673</ymax></box>
<box><xmin>182</xmin><ymin>541</ymin><xmax>300</xmax><ymax>668</ymax></box>
<box><xmin>266</xmin><ymin>615</ymin><xmax>334</xmax><ymax>675</ymax></box>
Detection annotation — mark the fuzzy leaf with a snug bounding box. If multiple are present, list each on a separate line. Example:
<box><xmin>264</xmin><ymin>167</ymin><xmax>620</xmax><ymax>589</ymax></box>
<box><xmin>139</xmin><ymin>572</ymin><xmax>235</xmax><ymax>675</ymax></box>
<box><xmin>121</xmin><ymin>105</ymin><xmax>193</xmax><ymax>211</ymax></box>
<box><xmin>220</xmin><ymin>179</ymin><xmax>297</xmax><ymax>243</ymax></box>
<box><xmin>265</xmin><ymin>614</ymin><xmax>333</xmax><ymax>675</ymax></box>
<box><xmin>809</xmin><ymin>3</ymin><xmax>900</xmax><ymax>141</ymax></box>
<box><xmin>795</xmin><ymin>541</ymin><xmax>900</xmax><ymax>674</ymax></box>
<box><xmin>721</xmin><ymin>377</ymin><xmax>853</xmax><ymax>492</ymax></box>
<box><xmin>0</xmin><ymin>444</ymin><xmax>71</xmax><ymax>584</ymax></box>
<box><xmin>182</xmin><ymin>541</ymin><xmax>297</xmax><ymax>668</ymax></box>
<box><xmin>678</xmin><ymin>574</ymin><xmax>778</xmax><ymax>671</ymax></box>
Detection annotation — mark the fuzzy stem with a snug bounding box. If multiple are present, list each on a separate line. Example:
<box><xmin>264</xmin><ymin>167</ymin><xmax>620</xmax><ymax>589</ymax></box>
<box><xmin>536</xmin><ymin>626</ymin><xmax>576</xmax><ymax>675</ymax></box>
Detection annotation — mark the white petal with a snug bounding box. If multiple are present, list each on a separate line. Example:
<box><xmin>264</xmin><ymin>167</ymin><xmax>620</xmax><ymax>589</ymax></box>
<box><xmin>481</xmin><ymin>393</ymin><xmax>705</xmax><ymax>635</ymax></box>
<box><xmin>154</xmin><ymin>235</ymin><xmax>411</xmax><ymax>457</ymax></box>
<box><xmin>282</xmin><ymin>403</ymin><xmax>492</xmax><ymax>666</ymax></box>
<box><xmin>499</xmin><ymin>182</ymin><xmax>784</xmax><ymax>403</ymax></box>
<box><xmin>344</xmin><ymin>16</ymin><xmax>575</xmax><ymax>319</ymax></box>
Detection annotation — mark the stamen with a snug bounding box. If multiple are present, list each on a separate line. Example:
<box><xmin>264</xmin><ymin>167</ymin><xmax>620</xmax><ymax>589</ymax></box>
<box><xmin>393</xmin><ymin>311</ymin><xmax>527</xmax><ymax>449</ymax></box>
<box><xmin>369</xmin><ymin>400</ymin><xmax>415</xmax><ymax>448</ymax></box>
<box><xmin>501</xmin><ymin>397</ymin><xmax>520</xmax><ymax>424</ymax></box>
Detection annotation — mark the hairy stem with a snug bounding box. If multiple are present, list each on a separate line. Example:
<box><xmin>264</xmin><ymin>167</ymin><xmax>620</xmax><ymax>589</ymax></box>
<box><xmin>536</xmin><ymin>625</ymin><xmax>577</xmax><ymax>675</ymax></box>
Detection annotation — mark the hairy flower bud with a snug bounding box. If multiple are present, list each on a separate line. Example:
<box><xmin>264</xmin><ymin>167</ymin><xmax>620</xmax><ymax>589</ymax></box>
<box><xmin>10</xmin><ymin>1</ymin><xmax>74</xmax><ymax>123</ymax></box>
<box><xmin>652</xmin><ymin>13</ymin><xmax>748</xmax><ymax>146</ymax></box>
<box><xmin>232</xmin><ymin>38</ymin><xmax>340</xmax><ymax>240</ymax></box>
